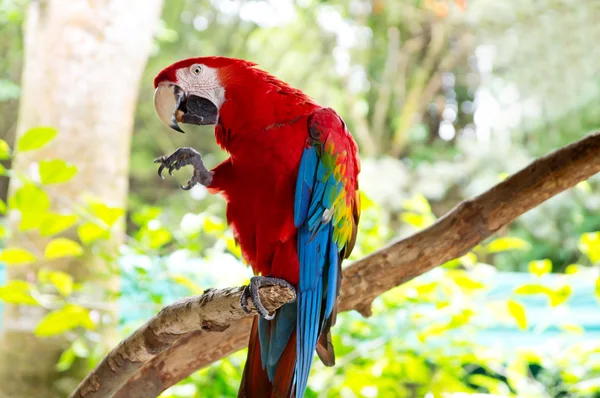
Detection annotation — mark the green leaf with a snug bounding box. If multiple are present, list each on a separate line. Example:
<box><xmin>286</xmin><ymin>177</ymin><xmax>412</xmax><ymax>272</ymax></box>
<box><xmin>560</xmin><ymin>323</ymin><xmax>584</xmax><ymax>334</ymax></box>
<box><xmin>0</xmin><ymin>79</ymin><xmax>20</xmax><ymax>101</ymax></box>
<box><xmin>9</xmin><ymin>184</ymin><xmax>51</xmax><ymax>231</ymax></box>
<box><xmin>0</xmin><ymin>198</ymin><xmax>6</xmax><ymax>214</ymax></box>
<box><xmin>170</xmin><ymin>274</ymin><xmax>204</xmax><ymax>294</ymax></box>
<box><xmin>0</xmin><ymin>248</ymin><xmax>37</xmax><ymax>265</ymax></box>
<box><xmin>39</xmin><ymin>213</ymin><xmax>78</xmax><ymax>236</ymax></box>
<box><xmin>44</xmin><ymin>238</ymin><xmax>84</xmax><ymax>259</ymax></box>
<box><xmin>402</xmin><ymin>193</ymin><xmax>432</xmax><ymax>214</ymax></box>
<box><xmin>447</xmin><ymin>270</ymin><xmax>485</xmax><ymax>291</ymax></box>
<box><xmin>203</xmin><ymin>216</ymin><xmax>226</xmax><ymax>234</ymax></box>
<box><xmin>401</xmin><ymin>354</ymin><xmax>431</xmax><ymax>384</ymax></box>
<box><xmin>34</xmin><ymin>304</ymin><xmax>94</xmax><ymax>337</ymax></box>
<box><xmin>549</xmin><ymin>285</ymin><xmax>572</xmax><ymax>307</ymax></box>
<box><xmin>565</xmin><ymin>264</ymin><xmax>581</xmax><ymax>274</ymax></box>
<box><xmin>39</xmin><ymin>159</ymin><xmax>77</xmax><ymax>184</ymax></box>
<box><xmin>77</xmin><ymin>222</ymin><xmax>109</xmax><ymax>244</ymax></box>
<box><xmin>224</xmin><ymin>235</ymin><xmax>242</xmax><ymax>259</ymax></box>
<box><xmin>514</xmin><ymin>284</ymin><xmax>552</xmax><ymax>295</ymax></box>
<box><xmin>131</xmin><ymin>206</ymin><xmax>162</xmax><ymax>226</ymax></box>
<box><xmin>55</xmin><ymin>347</ymin><xmax>76</xmax><ymax>372</ymax></box>
<box><xmin>507</xmin><ymin>299</ymin><xmax>527</xmax><ymax>330</ymax></box>
<box><xmin>19</xmin><ymin>212</ymin><xmax>47</xmax><ymax>232</ymax></box>
<box><xmin>38</xmin><ymin>269</ymin><xmax>74</xmax><ymax>296</ymax></box>
<box><xmin>90</xmin><ymin>202</ymin><xmax>124</xmax><ymax>227</ymax></box>
<box><xmin>0</xmin><ymin>139</ymin><xmax>11</xmax><ymax>159</ymax></box>
<box><xmin>0</xmin><ymin>280</ymin><xmax>38</xmax><ymax>305</ymax></box>
<box><xmin>486</xmin><ymin>237</ymin><xmax>531</xmax><ymax>253</ymax></box>
<box><xmin>578</xmin><ymin>232</ymin><xmax>600</xmax><ymax>264</ymax></box>
<box><xmin>147</xmin><ymin>228</ymin><xmax>172</xmax><ymax>249</ymax></box>
<box><xmin>10</xmin><ymin>183</ymin><xmax>50</xmax><ymax>213</ymax></box>
<box><xmin>595</xmin><ymin>277</ymin><xmax>600</xmax><ymax>303</ymax></box>
<box><xmin>17</xmin><ymin>127</ymin><xmax>57</xmax><ymax>152</ymax></box>
<box><xmin>528</xmin><ymin>259</ymin><xmax>552</xmax><ymax>277</ymax></box>
<box><xmin>71</xmin><ymin>339</ymin><xmax>89</xmax><ymax>357</ymax></box>
<box><xmin>576</xmin><ymin>180</ymin><xmax>592</xmax><ymax>193</ymax></box>
<box><xmin>469</xmin><ymin>374</ymin><xmax>510</xmax><ymax>395</ymax></box>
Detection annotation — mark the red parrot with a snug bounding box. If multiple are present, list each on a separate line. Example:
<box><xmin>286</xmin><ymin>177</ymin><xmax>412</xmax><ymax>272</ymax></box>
<box><xmin>152</xmin><ymin>56</ymin><xmax>360</xmax><ymax>397</ymax></box>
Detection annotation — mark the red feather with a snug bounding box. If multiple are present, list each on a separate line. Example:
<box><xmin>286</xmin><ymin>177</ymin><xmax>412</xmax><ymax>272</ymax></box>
<box><xmin>239</xmin><ymin>319</ymin><xmax>297</xmax><ymax>398</ymax></box>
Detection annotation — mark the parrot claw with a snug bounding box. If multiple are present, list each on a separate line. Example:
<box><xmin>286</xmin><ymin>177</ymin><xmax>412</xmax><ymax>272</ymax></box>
<box><xmin>240</xmin><ymin>276</ymin><xmax>296</xmax><ymax>320</ymax></box>
<box><xmin>154</xmin><ymin>147</ymin><xmax>213</xmax><ymax>189</ymax></box>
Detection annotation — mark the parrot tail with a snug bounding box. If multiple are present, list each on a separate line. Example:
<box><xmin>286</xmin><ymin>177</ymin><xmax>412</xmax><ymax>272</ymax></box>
<box><xmin>239</xmin><ymin>305</ymin><xmax>298</xmax><ymax>398</ymax></box>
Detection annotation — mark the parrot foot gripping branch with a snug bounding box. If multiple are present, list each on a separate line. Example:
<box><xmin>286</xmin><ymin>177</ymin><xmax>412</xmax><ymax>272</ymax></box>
<box><xmin>241</xmin><ymin>276</ymin><xmax>298</xmax><ymax>320</ymax></box>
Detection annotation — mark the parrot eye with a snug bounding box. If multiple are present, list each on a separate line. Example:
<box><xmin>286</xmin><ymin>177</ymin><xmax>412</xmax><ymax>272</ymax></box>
<box><xmin>191</xmin><ymin>65</ymin><xmax>202</xmax><ymax>75</ymax></box>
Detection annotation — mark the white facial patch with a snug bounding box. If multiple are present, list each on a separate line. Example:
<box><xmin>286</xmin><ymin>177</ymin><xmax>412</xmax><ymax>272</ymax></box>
<box><xmin>176</xmin><ymin>65</ymin><xmax>226</xmax><ymax>109</ymax></box>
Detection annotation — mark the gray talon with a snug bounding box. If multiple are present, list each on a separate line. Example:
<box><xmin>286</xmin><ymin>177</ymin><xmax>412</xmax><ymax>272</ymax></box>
<box><xmin>154</xmin><ymin>147</ymin><xmax>213</xmax><ymax>189</ymax></box>
<box><xmin>240</xmin><ymin>276</ymin><xmax>296</xmax><ymax>320</ymax></box>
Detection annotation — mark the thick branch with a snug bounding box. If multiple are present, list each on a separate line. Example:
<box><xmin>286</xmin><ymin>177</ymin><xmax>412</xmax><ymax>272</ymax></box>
<box><xmin>75</xmin><ymin>131</ymin><xmax>600</xmax><ymax>398</ymax></box>
<box><xmin>69</xmin><ymin>286</ymin><xmax>295</xmax><ymax>398</ymax></box>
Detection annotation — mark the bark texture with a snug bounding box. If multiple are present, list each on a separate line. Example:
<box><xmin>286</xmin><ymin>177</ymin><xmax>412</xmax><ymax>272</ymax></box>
<box><xmin>70</xmin><ymin>286</ymin><xmax>295</xmax><ymax>398</ymax></box>
<box><xmin>0</xmin><ymin>1</ymin><xmax>163</xmax><ymax>397</ymax></box>
<box><xmin>75</xmin><ymin>131</ymin><xmax>600</xmax><ymax>398</ymax></box>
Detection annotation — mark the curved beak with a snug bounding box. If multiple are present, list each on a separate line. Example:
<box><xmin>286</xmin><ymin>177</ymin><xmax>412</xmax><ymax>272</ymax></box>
<box><xmin>154</xmin><ymin>82</ymin><xmax>220</xmax><ymax>133</ymax></box>
<box><xmin>154</xmin><ymin>82</ymin><xmax>185</xmax><ymax>133</ymax></box>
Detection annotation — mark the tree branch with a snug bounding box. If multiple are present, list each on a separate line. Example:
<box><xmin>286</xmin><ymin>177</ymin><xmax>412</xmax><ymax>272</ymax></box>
<box><xmin>73</xmin><ymin>132</ymin><xmax>600</xmax><ymax>398</ymax></box>
<box><xmin>69</xmin><ymin>286</ymin><xmax>296</xmax><ymax>398</ymax></box>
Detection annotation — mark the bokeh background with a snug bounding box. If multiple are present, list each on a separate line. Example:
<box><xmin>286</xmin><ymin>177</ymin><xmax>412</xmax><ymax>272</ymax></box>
<box><xmin>1</xmin><ymin>0</ymin><xmax>600</xmax><ymax>397</ymax></box>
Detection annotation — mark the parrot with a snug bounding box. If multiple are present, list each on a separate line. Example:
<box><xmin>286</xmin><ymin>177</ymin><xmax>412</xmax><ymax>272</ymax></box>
<box><xmin>152</xmin><ymin>56</ymin><xmax>360</xmax><ymax>397</ymax></box>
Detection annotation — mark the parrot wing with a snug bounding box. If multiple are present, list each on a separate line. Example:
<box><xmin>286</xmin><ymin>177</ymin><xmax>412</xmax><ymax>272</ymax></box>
<box><xmin>293</xmin><ymin>107</ymin><xmax>361</xmax><ymax>397</ymax></box>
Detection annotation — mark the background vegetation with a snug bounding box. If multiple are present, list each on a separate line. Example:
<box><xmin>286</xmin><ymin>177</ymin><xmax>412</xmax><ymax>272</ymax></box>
<box><xmin>1</xmin><ymin>0</ymin><xmax>599</xmax><ymax>397</ymax></box>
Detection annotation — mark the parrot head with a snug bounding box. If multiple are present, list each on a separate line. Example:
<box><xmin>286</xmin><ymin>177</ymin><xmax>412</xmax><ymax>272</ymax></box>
<box><xmin>152</xmin><ymin>56</ymin><xmax>257</xmax><ymax>133</ymax></box>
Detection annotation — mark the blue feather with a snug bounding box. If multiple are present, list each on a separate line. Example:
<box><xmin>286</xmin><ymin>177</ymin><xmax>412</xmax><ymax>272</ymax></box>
<box><xmin>291</xmin><ymin>118</ymin><xmax>349</xmax><ymax>397</ymax></box>
<box><xmin>307</xmin><ymin>183</ymin><xmax>326</xmax><ymax>222</ymax></box>
<box><xmin>296</xmin><ymin>224</ymin><xmax>330</xmax><ymax>397</ymax></box>
<box><xmin>294</xmin><ymin>147</ymin><xmax>318</xmax><ymax>227</ymax></box>
<box><xmin>266</xmin><ymin>303</ymin><xmax>297</xmax><ymax>380</ymax></box>
<box><xmin>325</xmin><ymin>235</ymin><xmax>338</xmax><ymax>318</ymax></box>
<box><xmin>258</xmin><ymin>317</ymin><xmax>270</xmax><ymax>366</ymax></box>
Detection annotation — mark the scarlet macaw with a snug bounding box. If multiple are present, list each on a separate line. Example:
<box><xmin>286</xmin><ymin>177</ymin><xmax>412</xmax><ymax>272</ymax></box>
<box><xmin>152</xmin><ymin>57</ymin><xmax>360</xmax><ymax>397</ymax></box>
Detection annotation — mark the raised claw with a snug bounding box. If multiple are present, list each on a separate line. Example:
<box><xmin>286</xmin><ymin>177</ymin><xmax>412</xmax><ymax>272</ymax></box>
<box><xmin>154</xmin><ymin>147</ymin><xmax>213</xmax><ymax>189</ymax></box>
<box><xmin>154</xmin><ymin>157</ymin><xmax>167</xmax><ymax>179</ymax></box>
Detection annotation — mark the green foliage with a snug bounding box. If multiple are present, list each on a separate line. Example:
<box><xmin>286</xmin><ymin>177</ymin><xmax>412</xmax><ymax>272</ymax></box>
<box><xmin>0</xmin><ymin>79</ymin><xmax>19</xmax><ymax>101</ymax></box>
<box><xmin>16</xmin><ymin>126</ymin><xmax>57</xmax><ymax>152</ymax></box>
<box><xmin>38</xmin><ymin>269</ymin><xmax>73</xmax><ymax>297</ymax></box>
<box><xmin>10</xmin><ymin>182</ymin><xmax>50</xmax><ymax>213</ymax></box>
<box><xmin>44</xmin><ymin>238</ymin><xmax>84</xmax><ymax>259</ymax></box>
<box><xmin>77</xmin><ymin>222</ymin><xmax>109</xmax><ymax>244</ymax></box>
<box><xmin>0</xmin><ymin>247</ymin><xmax>36</xmax><ymax>265</ymax></box>
<box><xmin>528</xmin><ymin>259</ymin><xmax>552</xmax><ymax>277</ymax></box>
<box><xmin>487</xmin><ymin>237</ymin><xmax>532</xmax><ymax>253</ymax></box>
<box><xmin>39</xmin><ymin>159</ymin><xmax>77</xmax><ymax>184</ymax></box>
<box><xmin>507</xmin><ymin>299</ymin><xmax>528</xmax><ymax>330</ymax></box>
<box><xmin>579</xmin><ymin>232</ymin><xmax>600</xmax><ymax>264</ymax></box>
<box><xmin>34</xmin><ymin>304</ymin><xmax>94</xmax><ymax>337</ymax></box>
<box><xmin>0</xmin><ymin>139</ymin><xmax>11</xmax><ymax>159</ymax></box>
<box><xmin>39</xmin><ymin>213</ymin><xmax>79</xmax><ymax>237</ymax></box>
<box><xmin>0</xmin><ymin>280</ymin><xmax>37</xmax><ymax>305</ymax></box>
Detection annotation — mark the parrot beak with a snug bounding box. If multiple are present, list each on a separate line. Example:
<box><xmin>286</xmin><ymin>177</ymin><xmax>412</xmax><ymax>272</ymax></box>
<box><xmin>154</xmin><ymin>82</ymin><xmax>185</xmax><ymax>133</ymax></box>
<box><xmin>154</xmin><ymin>82</ymin><xmax>219</xmax><ymax>134</ymax></box>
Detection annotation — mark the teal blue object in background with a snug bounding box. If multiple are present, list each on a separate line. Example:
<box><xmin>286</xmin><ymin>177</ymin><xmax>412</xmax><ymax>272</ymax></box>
<box><xmin>0</xmin><ymin>263</ymin><xmax>597</xmax><ymax>349</ymax></box>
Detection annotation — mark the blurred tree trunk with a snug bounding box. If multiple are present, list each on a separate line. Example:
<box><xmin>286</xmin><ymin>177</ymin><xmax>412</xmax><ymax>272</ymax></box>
<box><xmin>0</xmin><ymin>1</ymin><xmax>163</xmax><ymax>397</ymax></box>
